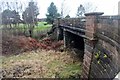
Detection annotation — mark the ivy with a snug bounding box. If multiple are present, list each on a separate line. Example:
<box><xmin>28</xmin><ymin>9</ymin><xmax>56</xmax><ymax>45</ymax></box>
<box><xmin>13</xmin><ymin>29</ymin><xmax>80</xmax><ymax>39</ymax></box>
<box><xmin>95</xmin><ymin>51</ymin><xmax>100</xmax><ymax>59</ymax></box>
<box><xmin>103</xmin><ymin>54</ymin><xmax>107</xmax><ymax>58</ymax></box>
<box><xmin>95</xmin><ymin>50</ymin><xmax>108</xmax><ymax>64</ymax></box>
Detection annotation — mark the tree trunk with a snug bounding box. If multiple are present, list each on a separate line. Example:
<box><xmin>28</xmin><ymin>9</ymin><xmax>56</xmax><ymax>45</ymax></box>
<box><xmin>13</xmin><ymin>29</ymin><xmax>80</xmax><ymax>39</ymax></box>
<box><xmin>29</xmin><ymin>23</ymin><xmax>34</xmax><ymax>37</ymax></box>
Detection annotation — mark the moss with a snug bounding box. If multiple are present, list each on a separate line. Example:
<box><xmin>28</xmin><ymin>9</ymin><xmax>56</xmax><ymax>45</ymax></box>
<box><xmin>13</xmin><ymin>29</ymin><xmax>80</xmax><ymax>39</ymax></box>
<box><xmin>59</xmin><ymin>63</ymin><xmax>81</xmax><ymax>78</ymax></box>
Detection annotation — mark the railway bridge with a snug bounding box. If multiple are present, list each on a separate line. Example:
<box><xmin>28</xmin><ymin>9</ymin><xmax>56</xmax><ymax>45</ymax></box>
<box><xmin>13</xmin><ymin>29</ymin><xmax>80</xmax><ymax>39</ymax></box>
<box><xmin>55</xmin><ymin>12</ymin><xmax>120</xmax><ymax>79</ymax></box>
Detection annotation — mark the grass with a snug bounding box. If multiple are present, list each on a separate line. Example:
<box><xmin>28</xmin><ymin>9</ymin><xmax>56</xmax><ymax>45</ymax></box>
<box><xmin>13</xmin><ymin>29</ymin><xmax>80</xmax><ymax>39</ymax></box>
<box><xmin>32</xmin><ymin>22</ymin><xmax>52</xmax><ymax>39</ymax></box>
<box><xmin>17</xmin><ymin>22</ymin><xmax>52</xmax><ymax>31</ymax></box>
<box><xmin>33</xmin><ymin>22</ymin><xmax>52</xmax><ymax>36</ymax></box>
<box><xmin>2</xmin><ymin>21</ymin><xmax>52</xmax><ymax>34</ymax></box>
<box><xmin>2</xmin><ymin>22</ymin><xmax>52</xmax><ymax>38</ymax></box>
<box><xmin>35</xmin><ymin>22</ymin><xmax>52</xmax><ymax>31</ymax></box>
<box><xmin>2</xmin><ymin>49</ymin><xmax>81</xmax><ymax>78</ymax></box>
<box><xmin>34</xmin><ymin>22</ymin><xmax>52</xmax><ymax>31</ymax></box>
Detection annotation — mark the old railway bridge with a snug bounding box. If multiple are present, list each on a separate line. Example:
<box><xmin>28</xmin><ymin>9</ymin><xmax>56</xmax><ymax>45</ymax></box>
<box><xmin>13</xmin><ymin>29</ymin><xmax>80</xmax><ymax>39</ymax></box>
<box><xmin>55</xmin><ymin>12</ymin><xmax>120</xmax><ymax>79</ymax></box>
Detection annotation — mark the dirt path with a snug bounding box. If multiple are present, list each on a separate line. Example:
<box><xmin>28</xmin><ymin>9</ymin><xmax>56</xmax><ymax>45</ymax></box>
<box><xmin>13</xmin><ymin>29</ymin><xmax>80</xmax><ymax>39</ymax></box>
<box><xmin>2</xmin><ymin>49</ymin><xmax>81</xmax><ymax>78</ymax></box>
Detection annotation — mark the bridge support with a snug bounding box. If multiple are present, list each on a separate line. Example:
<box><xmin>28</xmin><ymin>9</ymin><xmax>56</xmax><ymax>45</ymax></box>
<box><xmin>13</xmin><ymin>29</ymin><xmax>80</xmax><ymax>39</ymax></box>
<box><xmin>63</xmin><ymin>29</ymin><xmax>71</xmax><ymax>48</ymax></box>
<box><xmin>56</xmin><ymin>18</ymin><xmax>63</xmax><ymax>41</ymax></box>
<box><xmin>81</xmin><ymin>12</ymin><xmax>103</xmax><ymax>78</ymax></box>
<box><xmin>57</xmin><ymin>27</ymin><xmax>63</xmax><ymax>40</ymax></box>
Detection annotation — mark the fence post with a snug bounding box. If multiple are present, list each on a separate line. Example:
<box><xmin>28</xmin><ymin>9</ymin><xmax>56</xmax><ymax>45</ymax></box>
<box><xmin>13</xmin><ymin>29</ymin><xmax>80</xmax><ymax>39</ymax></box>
<box><xmin>63</xmin><ymin>29</ymin><xmax>70</xmax><ymax>48</ymax></box>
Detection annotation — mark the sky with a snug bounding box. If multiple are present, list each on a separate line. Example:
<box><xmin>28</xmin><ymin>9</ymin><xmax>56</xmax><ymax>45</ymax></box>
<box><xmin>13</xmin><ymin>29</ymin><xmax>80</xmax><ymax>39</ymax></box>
<box><xmin>37</xmin><ymin>0</ymin><xmax>120</xmax><ymax>18</ymax></box>
<box><xmin>0</xmin><ymin>0</ymin><xmax>120</xmax><ymax>18</ymax></box>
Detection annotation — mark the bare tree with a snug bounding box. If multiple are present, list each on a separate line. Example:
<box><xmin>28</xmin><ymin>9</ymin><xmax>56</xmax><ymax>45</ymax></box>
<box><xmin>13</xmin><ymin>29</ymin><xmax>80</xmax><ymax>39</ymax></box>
<box><xmin>22</xmin><ymin>1</ymin><xmax>39</xmax><ymax>37</ymax></box>
<box><xmin>61</xmin><ymin>0</ymin><xmax>70</xmax><ymax>18</ymax></box>
<box><xmin>76</xmin><ymin>2</ymin><xmax>97</xmax><ymax>17</ymax></box>
<box><xmin>83</xmin><ymin>2</ymin><xmax>97</xmax><ymax>13</ymax></box>
<box><xmin>77</xmin><ymin>4</ymin><xmax>85</xmax><ymax>17</ymax></box>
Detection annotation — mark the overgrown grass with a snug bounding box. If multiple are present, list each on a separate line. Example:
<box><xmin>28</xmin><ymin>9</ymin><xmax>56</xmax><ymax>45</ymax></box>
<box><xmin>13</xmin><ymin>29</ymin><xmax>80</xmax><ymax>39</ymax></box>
<box><xmin>34</xmin><ymin>22</ymin><xmax>52</xmax><ymax>31</ymax></box>
<box><xmin>32</xmin><ymin>22</ymin><xmax>52</xmax><ymax>39</ymax></box>
<box><xmin>33</xmin><ymin>22</ymin><xmax>52</xmax><ymax>33</ymax></box>
<box><xmin>2</xmin><ymin>22</ymin><xmax>52</xmax><ymax>32</ymax></box>
<box><xmin>2</xmin><ymin>50</ymin><xmax>81</xmax><ymax>78</ymax></box>
<box><xmin>17</xmin><ymin>22</ymin><xmax>52</xmax><ymax>31</ymax></box>
<box><xmin>2</xmin><ymin>22</ymin><xmax>52</xmax><ymax>38</ymax></box>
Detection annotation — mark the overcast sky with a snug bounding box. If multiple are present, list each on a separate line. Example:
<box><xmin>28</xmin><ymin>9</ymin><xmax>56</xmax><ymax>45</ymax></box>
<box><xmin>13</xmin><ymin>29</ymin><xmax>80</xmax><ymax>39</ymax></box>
<box><xmin>0</xmin><ymin>0</ymin><xmax>120</xmax><ymax>18</ymax></box>
<box><xmin>37</xmin><ymin>0</ymin><xmax>120</xmax><ymax>18</ymax></box>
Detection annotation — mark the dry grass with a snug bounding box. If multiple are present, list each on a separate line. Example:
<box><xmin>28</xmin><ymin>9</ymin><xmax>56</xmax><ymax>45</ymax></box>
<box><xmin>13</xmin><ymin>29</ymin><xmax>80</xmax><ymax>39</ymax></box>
<box><xmin>2</xmin><ymin>49</ymin><xmax>81</xmax><ymax>78</ymax></box>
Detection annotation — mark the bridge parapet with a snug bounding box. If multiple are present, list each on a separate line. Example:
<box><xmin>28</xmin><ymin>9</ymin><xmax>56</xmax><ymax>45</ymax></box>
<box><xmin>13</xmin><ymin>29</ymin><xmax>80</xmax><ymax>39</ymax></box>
<box><xmin>57</xmin><ymin>17</ymin><xmax>85</xmax><ymax>29</ymax></box>
<box><xmin>97</xmin><ymin>16</ymin><xmax>120</xmax><ymax>44</ymax></box>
